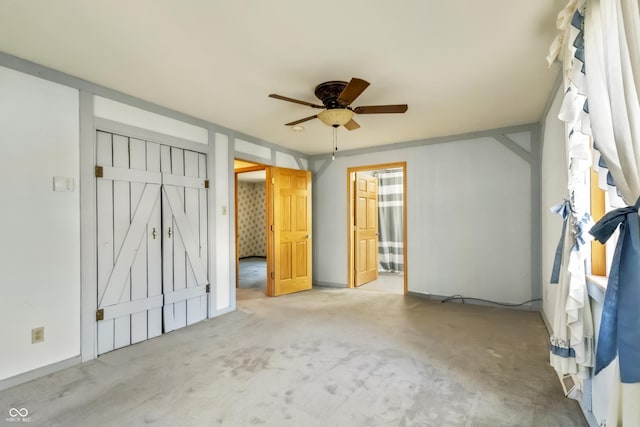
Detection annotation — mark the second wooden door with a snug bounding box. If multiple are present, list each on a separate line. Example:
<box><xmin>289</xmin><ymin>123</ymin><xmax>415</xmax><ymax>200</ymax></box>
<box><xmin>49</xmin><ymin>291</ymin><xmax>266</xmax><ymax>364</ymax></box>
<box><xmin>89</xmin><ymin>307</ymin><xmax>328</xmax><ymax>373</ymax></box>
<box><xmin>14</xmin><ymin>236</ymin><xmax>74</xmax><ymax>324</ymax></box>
<box><xmin>267</xmin><ymin>167</ymin><xmax>312</xmax><ymax>296</ymax></box>
<box><xmin>354</xmin><ymin>174</ymin><xmax>378</xmax><ymax>286</ymax></box>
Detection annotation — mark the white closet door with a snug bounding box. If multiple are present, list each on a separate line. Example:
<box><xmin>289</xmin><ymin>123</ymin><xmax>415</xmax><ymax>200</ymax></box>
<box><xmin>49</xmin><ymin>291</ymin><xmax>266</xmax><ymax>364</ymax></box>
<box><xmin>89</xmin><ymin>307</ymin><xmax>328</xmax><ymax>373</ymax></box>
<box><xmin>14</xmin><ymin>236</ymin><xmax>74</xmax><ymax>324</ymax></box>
<box><xmin>96</xmin><ymin>132</ymin><xmax>164</xmax><ymax>355</ymax></box>
<box><xmin>161</xmin><ymin>147</ymin><xmax>209</xmax><ymax>332</ymax></box>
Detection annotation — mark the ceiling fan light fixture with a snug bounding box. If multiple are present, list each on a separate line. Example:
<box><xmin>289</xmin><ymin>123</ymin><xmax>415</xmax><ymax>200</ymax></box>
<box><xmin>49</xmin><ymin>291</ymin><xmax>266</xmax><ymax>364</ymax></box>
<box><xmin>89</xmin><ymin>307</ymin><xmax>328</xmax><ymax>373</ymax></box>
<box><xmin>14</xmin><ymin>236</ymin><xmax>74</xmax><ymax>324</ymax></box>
<box><xmin>317</xmin><ymin>108</ymin><xmax>354</xmax><ymax>127</ymax></box>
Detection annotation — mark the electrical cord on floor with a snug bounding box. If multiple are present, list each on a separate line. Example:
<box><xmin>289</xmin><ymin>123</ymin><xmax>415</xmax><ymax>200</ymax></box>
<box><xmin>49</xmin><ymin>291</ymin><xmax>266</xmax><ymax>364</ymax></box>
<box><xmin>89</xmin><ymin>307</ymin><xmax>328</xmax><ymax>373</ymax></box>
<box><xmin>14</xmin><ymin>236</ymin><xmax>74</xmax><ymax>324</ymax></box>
<box><xmin>440</xmin><ymin>295</ymin><xmax>542</xmax><ymax>307</ymax></box>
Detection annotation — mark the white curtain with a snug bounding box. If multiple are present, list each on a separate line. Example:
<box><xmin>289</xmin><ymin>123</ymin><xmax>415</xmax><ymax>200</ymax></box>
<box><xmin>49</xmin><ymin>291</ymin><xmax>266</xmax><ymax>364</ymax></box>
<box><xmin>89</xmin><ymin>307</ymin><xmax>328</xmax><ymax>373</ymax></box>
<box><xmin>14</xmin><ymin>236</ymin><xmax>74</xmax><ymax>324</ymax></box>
<box><xmin>549</xmin><ymin>202</ymin><xmax>595</xmax><ymax>380</ymax></box>
<box><xmin>586</xmin><ymin>0</ymin><xmax>640</xmax><ymax>202</ymax></box>
<box><xmin>547</xmin><ymin>0</ymin><xmax>595</xmax><ymax>395</ymax></box>
<box><xmin>584</xmin><ymin>1</ymin><xmax>640</xmax><ymax>425</ymax></box>
<box><xmin>549</xmin><ymin>0</ymin><xmax>640</xmax><ymax>424</ymax></box>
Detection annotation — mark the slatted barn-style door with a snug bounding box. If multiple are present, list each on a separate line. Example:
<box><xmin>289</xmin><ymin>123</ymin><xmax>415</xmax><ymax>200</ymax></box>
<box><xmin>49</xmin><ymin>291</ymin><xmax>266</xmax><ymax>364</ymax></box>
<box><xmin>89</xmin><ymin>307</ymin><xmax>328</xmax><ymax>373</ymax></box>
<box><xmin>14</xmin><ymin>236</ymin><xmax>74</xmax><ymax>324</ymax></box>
<box><xmin>96</xmin><ymin>131</ymin><xmax>209</xmax><ymax>355</ymax></box>
<box><xmin>160</xmin><ymin>146</ymin><xmax>209</xmax><ymax>332</ymax></box>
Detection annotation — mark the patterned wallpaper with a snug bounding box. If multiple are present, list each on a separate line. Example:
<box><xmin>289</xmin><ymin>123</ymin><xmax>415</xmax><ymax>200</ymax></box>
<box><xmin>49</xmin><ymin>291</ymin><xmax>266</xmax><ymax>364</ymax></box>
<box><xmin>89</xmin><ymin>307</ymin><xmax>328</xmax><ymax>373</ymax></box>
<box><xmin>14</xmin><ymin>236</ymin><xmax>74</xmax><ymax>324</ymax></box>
<box><xmin>237</xmin><ymin>181</ymin><xmax>266</xmax><ymax>257</ymax></box>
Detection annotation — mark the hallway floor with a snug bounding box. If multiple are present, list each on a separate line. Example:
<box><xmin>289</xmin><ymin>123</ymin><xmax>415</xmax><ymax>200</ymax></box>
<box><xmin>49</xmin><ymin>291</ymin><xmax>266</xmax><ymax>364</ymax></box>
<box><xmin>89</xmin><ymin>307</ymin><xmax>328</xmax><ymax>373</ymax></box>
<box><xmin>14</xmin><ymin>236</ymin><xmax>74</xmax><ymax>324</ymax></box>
<box><xmin>238</xmin><ymin>257</ymin><xmax>404</xmax><ymax>295</ymax></box>
<box><xmin>357</xmin><ymin>271</ymin><xmax>404</xmax><ymax>294</ymax></box>
<box><xmin>238</xmin><ymin>257</ymin><xmax>266</xmax><ymax>290</ymax></box>
<box><xmin>0</xmin><ymin>286</ymin><xmax>586</xmax><ymax>426</ymax></box>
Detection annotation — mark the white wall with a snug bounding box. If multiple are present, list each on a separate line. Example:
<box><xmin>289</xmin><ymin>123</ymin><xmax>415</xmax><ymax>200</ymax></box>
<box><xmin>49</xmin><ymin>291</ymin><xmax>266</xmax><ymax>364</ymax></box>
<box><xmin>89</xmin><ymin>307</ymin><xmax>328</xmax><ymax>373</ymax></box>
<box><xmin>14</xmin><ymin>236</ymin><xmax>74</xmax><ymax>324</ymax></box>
<box><xmin>0</xmin><ymin>58</ymin><xmax>315</xmax><ymax>385</ymax></box>
<box><xmin>313</xmin><ymin>135</ymin><xmax>533</xmax><ymax>304</ymax></box>
<box><xmin>94</xmin><ymin>96</ymin><xmax>208</xmax><ymax>144</ymax></box>
<box><xmin>216</xmin><ymin>133</ymin><xmax>231</xmax><ymax>310</ymax></box>
<box><xmin>0</xmin><ymin>66</ymin><xmax>80</xmax><ymax>380</ymax></box>
<box><xmin>540</xmin><ymin>86</ymin><xmax>568</xmax><ymax>326</ymax></box>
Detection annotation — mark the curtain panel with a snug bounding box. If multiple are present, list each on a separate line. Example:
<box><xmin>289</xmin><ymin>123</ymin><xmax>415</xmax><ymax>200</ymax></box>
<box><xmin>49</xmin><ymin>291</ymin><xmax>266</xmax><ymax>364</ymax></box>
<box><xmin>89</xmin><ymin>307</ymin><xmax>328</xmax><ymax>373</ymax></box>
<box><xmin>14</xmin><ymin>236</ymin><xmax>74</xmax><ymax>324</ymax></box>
<box><xmin>584</xmin><ymin>0</ymin><xmax>640</xmax><ymax>424</ymax></box>
<box><xmin>550</xmin><ymin>0</ymin><xmax>640</xmax><ymax>424</ymax></box>
<box><xmin>376</xmin><ymin>170</ymin><xmax>404</xmax><ymax>273</ymax></box>
<box><xmin>547</xmin><ymin>0</ymin><xmax>595</xmax><ymax>389</ymax></box>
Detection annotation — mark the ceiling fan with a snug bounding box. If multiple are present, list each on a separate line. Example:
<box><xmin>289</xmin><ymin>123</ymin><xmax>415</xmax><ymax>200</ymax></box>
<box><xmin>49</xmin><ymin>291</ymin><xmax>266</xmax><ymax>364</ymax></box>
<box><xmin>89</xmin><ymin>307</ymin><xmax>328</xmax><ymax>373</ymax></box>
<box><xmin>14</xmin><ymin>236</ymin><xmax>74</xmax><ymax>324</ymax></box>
<box><xmin>269</xmin><ymin>77</ymin><xmax>408</xmax><ymax>131</ymax></box>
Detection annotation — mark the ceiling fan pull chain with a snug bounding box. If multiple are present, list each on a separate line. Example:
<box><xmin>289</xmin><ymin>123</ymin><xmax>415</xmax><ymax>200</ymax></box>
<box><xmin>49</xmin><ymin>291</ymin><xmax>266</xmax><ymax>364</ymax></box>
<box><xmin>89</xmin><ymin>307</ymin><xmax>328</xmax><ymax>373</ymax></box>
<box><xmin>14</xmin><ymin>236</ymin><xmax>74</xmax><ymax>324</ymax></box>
<box><xmin>332</xmin><ymin>126</ymin><xmax>338</xmax><ymax>161</ymax></box>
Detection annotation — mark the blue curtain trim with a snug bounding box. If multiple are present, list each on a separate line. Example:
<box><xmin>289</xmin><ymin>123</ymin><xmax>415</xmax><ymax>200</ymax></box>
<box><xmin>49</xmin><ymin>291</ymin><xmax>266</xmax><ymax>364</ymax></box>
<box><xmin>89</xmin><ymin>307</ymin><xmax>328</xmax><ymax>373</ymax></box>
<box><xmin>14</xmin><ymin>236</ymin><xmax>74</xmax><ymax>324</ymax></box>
<box><xmin>573</xmin><ymin>212</ymin><xmax>592</xmax><ymax>253</ymax></box>
<box><xmin>590</xmin><ymin>196</ymin><xmax>640</xmax><ymax>383</ymax></box>
<box><xmin>551</xmin><ymin>344</ymin><xmax>576</xmax><ymax>358</ymax></box>
<box><xmin>571</xmin><ymin>8</ymin><xmax>584</xmax><ymax>30</ymax></box>
<box><xmin>598</xmin><ymin>153</ymin><xmax>607</xmax><ymax>168</ymax></box>
<box><xmin>550</xmin><ymin>200</ymin><xmax>572</xmax><ymax>284</ymax></box>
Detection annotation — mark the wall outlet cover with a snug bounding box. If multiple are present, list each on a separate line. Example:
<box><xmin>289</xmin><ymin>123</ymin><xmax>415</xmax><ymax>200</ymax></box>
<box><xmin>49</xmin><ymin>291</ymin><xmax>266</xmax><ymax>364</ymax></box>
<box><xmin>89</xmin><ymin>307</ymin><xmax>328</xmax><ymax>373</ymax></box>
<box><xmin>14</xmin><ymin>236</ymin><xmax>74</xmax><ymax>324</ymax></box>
<box><xmin>31</xmin><ymin>327</ymin><xmax>44</xmax><ymax>344</ymax></box>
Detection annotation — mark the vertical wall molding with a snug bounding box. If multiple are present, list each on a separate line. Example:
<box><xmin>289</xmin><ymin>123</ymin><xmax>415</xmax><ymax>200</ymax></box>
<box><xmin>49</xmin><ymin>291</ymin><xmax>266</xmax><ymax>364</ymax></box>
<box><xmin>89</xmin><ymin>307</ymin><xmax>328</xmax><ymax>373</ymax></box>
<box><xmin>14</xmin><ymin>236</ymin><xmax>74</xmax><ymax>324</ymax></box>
<box><xmin>79</xmin><ymin>90</ymin><xmax>97</xmax><ymax>362</ymax></box>
<box><xmin>227</xmin><ymin>138</ymin><xmax>237</xmax><ymax>308</ymax></box>
<box><xmin>207</xmin><ymin>127</ymin><xmax>217</xmax><ymax>317</ymax></box>
<box><xmin>531</xmin><ymin>124</ymin><xmax>543</xmax><ymax>310</ymax></box>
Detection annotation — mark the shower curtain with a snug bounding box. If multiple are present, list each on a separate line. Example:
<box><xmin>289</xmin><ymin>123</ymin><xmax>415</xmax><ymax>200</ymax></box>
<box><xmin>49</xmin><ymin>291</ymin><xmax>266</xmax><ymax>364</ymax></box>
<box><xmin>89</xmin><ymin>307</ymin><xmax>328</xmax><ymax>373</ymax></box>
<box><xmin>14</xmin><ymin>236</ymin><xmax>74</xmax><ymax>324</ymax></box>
<box><xmin>376</xmin><ymin>169</ymin><xmax>403</xmax><ymax>273</ymax></box>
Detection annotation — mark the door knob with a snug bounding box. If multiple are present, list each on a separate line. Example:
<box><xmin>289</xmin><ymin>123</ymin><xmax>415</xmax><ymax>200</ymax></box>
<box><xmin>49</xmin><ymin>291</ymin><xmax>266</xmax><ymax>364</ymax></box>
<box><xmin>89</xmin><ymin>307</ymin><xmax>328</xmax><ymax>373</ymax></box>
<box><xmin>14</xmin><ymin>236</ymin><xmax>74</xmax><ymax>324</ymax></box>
<box><xmin>152</xmin><ymin>227</ymin><xmax>157</xmax><ymax>239</ymax></box>
<box><xmin>168</xmin><ymin>227</ymin><xmax>172</xmax><ymax>238</ymax></box>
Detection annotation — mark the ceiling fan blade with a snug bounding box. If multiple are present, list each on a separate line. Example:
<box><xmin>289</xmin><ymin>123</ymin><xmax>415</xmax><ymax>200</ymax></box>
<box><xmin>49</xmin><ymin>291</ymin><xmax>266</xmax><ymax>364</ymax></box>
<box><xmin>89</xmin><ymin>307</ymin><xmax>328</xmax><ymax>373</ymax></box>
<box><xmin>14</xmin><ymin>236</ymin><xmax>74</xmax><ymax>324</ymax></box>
<box><xmin>337</xmin><ymin>78</ymin><xmax>370</xmax><ymax>105</ymax></box>
<box><xmin>354</xmin><ymin>104</ymin><xmax>408</xmax><ymax>114</ymax></box>
<box><xmin>269</xmin><ymin>94</ymin><xmax>325</xmax><ymax>109</ymax></box>
<box><xmin>285</xmin><ymin>115</ymin><xmax>318</xmax><ymax>126</ymax></box>
<box><xmin>344</xmin><ymin>119</ymin><xmax>360</xmax><ymax>131</ymax></box>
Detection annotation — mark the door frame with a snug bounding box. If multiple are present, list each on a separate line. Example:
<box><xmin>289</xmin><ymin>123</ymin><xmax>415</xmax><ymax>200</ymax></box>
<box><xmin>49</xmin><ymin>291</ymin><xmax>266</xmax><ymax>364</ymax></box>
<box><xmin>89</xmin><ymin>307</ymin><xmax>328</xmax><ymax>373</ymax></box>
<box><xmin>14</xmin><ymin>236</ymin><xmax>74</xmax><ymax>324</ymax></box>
<box><xmin>346</xmin><ymin>162</ymin><xmax>407</xmax><ymax>294</ymax></box>
<box><xmin>234</xmin><ymin>160</ymin><xmax>267</xmax><ymax>292</ymax></box>
<box><xmin>87</xmin><ymin>121</ymin><xmax>212</xmax><ymax>360</ymax></box>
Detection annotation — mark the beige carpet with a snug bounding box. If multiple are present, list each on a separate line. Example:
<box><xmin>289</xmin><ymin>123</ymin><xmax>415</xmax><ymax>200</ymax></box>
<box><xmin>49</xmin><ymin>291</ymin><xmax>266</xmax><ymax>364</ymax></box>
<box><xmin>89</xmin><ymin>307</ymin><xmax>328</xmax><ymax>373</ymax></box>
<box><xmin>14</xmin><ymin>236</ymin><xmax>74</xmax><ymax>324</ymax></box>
<box><xmin>357</xmin><ymin>272</ymin><xmax>404</xmax><ymax>294</ymax></box>
<box><xmin>0</xmin><ymin>287</ymin><xmax>586</xmax><ymax>426</ymax></box>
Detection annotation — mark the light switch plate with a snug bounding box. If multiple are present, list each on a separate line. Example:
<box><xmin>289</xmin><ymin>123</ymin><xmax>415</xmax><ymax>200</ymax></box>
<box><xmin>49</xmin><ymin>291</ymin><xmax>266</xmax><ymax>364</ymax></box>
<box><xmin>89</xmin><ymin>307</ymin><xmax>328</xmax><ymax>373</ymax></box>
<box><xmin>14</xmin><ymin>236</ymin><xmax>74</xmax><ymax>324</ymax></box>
<box><xmin>53</xmin><ymin>176</ymin><xmax>75</xmax><ymax>192</ymax></box>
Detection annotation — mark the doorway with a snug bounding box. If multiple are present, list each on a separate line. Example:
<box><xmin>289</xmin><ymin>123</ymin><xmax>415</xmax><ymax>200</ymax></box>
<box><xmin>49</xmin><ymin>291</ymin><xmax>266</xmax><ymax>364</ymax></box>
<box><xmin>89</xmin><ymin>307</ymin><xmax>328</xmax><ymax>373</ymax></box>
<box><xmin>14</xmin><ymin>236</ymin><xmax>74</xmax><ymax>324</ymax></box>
<box><xmin>234</xmin><ymin>161</ymin><xmax>313</xmax><ymax>297</ymax></box>
<box><xmin>347</xmin><ymin>162</ymin><xmax>407</xmax><ymax>295</ymax></box>
<box><xmin>234</xmin><ymin>160</ymin><xmax>267</xmax><ymax>294</ymax></box>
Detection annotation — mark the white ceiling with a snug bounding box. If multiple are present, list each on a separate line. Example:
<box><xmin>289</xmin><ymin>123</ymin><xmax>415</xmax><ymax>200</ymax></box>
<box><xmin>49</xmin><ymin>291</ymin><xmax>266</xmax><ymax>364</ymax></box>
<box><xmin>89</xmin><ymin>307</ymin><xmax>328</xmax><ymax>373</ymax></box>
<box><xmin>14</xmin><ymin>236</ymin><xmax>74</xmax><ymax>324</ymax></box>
<box><xmin>0</xmin><ymin>0</ymin><xmax>561</xmax><ymax>156</ymax></box>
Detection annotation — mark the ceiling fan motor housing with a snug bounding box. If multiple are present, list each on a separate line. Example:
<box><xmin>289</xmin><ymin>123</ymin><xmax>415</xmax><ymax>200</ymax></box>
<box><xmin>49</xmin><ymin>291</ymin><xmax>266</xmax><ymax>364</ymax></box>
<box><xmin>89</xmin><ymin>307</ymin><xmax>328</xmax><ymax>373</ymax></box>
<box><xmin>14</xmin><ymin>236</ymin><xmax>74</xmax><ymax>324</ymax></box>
<box><xmin>314</xmin><ymin>81</ymin><xmax>349</xmax><ymax>109</ymax></box>
<box><xmin>269</xmin><ymin>77</ymin><xmax>406</xmax><ymax>129</ymax></box>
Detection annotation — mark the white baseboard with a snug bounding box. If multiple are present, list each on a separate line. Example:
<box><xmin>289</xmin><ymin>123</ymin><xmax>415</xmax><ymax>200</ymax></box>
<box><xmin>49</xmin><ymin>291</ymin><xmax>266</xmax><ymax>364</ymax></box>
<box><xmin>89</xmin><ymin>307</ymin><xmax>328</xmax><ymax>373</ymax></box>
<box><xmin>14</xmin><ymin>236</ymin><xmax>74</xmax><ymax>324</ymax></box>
<box><xmin>313</xmin><ymin>281</ymin><xmax>346</xmax><ymax>288</ymax></box>
<box><xmin>0</xmin><ymin>356</ymin><xmax>81</xmax><ymax>392</ymax></box>
<box><xmin>413</xmin><ymin>292</ymin><xmax>537</xmax><ymax>311</ymax></box>
<box><xmin>540</xmin><ymin>309</ymin><xmax>553</xmax><ymax>335</ymax></box>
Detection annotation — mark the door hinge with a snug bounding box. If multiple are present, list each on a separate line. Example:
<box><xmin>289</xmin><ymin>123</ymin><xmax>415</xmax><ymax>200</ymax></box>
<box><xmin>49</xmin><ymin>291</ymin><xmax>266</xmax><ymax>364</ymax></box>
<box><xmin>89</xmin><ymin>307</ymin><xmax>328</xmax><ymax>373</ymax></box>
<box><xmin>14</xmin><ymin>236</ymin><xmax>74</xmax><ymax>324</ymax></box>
<box><xmin>271</xmin><ymin>272</ymin><xmax>275</xmax><ymax>280</ymax></box>
<box><xmin>206</xmin><ymin>284</ymin><xmax>210</xmax><ymax>293</ymax></box>
<box><xmin>204</xmin><ymin>179</ymin><xmax>209</xmax><ymax>189</ymax></box>
<box><xmin>270</xmin><ymin>224</ymin><xmax>273</xmax><ymax>232</ymax></box>
<box><xmin>95</xmin><ymin>166</ymin><xmax>104</xmax><ymax>178</ymax></box>
<box><xmin>271</xmin><ymin>177</ymin><xmax>275</xmax><ymax>184</ymax></box>
<box><xmin>96</xmin><ymin>308</ymin><xmax>104</xmax><ymax>321</ymax></box>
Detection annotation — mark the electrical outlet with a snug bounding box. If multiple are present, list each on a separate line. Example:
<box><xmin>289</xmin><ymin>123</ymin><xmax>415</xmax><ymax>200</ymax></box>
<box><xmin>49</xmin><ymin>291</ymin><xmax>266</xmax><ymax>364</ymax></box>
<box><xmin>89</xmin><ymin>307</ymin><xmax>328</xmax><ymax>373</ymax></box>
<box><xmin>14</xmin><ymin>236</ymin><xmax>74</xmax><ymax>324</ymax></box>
<box><xmin>31</xmin><ymin>327</ymin><xmax>44</xmax><ymax>344</ymax></box>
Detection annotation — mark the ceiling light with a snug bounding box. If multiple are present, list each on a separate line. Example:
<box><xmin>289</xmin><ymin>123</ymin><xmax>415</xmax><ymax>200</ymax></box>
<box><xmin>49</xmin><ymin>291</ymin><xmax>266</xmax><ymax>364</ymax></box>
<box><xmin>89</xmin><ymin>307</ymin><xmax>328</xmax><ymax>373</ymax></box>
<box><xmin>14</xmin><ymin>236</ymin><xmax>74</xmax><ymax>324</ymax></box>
<box><xmin>317</xmin><ymin>108</ymin><xmax>354</xmax><ymax>127</ymax></box>
<box><xmin>291</xmin><ymin>125</ymin><xmax>305</xmax><ymax>132</ymax></box>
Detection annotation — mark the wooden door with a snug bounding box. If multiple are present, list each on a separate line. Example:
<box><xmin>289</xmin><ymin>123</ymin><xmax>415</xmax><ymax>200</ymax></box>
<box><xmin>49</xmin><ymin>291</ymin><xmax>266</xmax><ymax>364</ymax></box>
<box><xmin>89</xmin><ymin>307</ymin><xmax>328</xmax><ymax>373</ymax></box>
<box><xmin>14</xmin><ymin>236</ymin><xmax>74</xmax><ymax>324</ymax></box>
<box><xmin>161</xmin><ymin>146</ymin><xmax>209</xmax><ymax>332</ymax></box>
<box><xmin>96</xmin><ymin>132</ymin><xmax>164</xmax><ymax>354</ymax></box>
<box><xmin>96</xmin><ymin>131</ymin><xmax>209</xmax><ymax>355</ymax></box>
<box><xmin>354</xmin><ymin>174</ymin><xmax>379</xmax><ymax>286</ymax></box>
<box><xmin>267</xmin><ymin>167</ymin><xmax>312</xmax><ymax>296</ymax></box>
